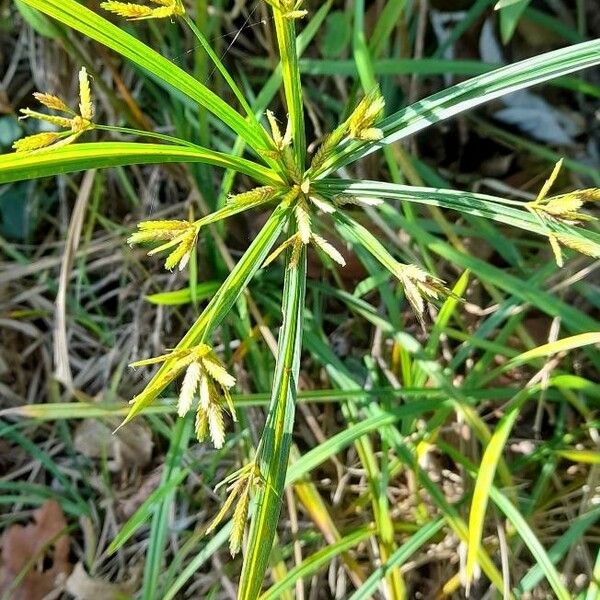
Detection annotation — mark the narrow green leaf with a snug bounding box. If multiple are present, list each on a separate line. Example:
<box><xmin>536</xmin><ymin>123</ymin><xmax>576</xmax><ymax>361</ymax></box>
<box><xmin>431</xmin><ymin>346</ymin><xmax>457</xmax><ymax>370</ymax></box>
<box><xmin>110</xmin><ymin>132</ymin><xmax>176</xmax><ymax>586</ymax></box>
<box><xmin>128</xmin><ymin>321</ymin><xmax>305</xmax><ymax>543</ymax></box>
<box><xmin>317</xmin><ymin>179</ymin><xmax>600</xmax><ymax>254</ymax></box>
<box><xmin>518</xmin><ymin>507</ymin><xmax>600</xmax><ymax>594</ymax></box>
<box><xmin>555</xmin><ymin>449</ymin><xmax>600</xmax><ymax>465</ymax></box>
<box><xmin>465</xmin><ymin>391</ymin><xmax>528</xmax><ymax>583</ymax></box>
<box><xmin>145</xmin><ymin>282</ymin><xmax>221</xmax><ymax>306</ymax></box>
<box><xmin>238</xmin><ymin>247</ymin><xmax>307</xmax><ymax>600</ymax></box>
<box><xmin>442</xmin><ymin>442</ymin><xmax>572</xmax><ymax>600</ymax></box>
<box><xmin>141</xmin><ymin>417</ymin><xmax>191</xmax><ymax>600</ymax></box>
<box><xmin>498</xmin><ymin>0</ymin><xmax>531</xmax><ymax>44</ymax></box>
<box><xmin>510</xmin><ymin>333</ymin><xmax>600</xmax><ymax>365</ymax></box>
<box><xmin>108</xmin><ymin>469</ymin><xmax>189</xmax><ymax>553</ymax></box>
<box><xmin>286</xmin><ymin>399</ymin><xmax>447</xmax><ymax>486</ymax></box>
<box><xmin>272</xmin><ymin>10</ymin><xmax>305</xmax><ymax>169</ymax></box>
<box><xmin>0</xmin><ymin>142</ymin><xmax>282</xmax><ymax>187</ymax></box>
<box><xmin>259</xmin><ymin>527</ymin><xmax>373</xmax><ymax>600</ymax></box>
<box><xmin>322</xmin><ymin>39</ymin><xmax>600</xmax><ymax>173</ymax></box>
<box><xmin>492</xmin><ymin>490</ymin><xmax>571</xmax><ymax>600</ymax></box>
<box><xmin>162</xmin><ymin>522</ymin><xmax>232</xmax><ymax>600</ymax></box>
<box><xmin>348</xmin><ymin>519</ymin><xmax>445</xmax><ymax>600</ymax></box>
<box><xmin>14</xmin><ymin>0</ymin><xmax>61</xmax><ymax>37</ymax></box>
<box><xmin>19</xmin><ymin>0</ymin><xmax>271</xmax><ymax>151</ymax></box>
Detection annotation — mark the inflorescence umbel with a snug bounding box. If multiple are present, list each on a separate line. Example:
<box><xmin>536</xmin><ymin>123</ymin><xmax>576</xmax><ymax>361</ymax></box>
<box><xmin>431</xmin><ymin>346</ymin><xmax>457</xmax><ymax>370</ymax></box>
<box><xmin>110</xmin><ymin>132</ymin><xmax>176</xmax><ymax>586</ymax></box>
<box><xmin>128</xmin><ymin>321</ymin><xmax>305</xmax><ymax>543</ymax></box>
<box><xmin>9</xmin><ymin>0</ymin><xmax>600</xmax><ymax>562</ymax></box>
<box><xmin>15</xmin><ymin>67</ymin><xmax>95</xmax><ymax>152</ymax></box>
<box><xmin>526</xmin><ymin>159</ymin><xmax>600</xmax><ymax>267</ymax></box>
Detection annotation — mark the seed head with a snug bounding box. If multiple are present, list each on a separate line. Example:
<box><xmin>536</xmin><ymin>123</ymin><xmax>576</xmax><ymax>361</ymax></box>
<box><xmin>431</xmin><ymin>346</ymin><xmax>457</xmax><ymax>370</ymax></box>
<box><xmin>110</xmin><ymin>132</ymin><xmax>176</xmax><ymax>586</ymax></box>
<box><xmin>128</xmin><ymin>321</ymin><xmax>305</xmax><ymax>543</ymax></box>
<box><xmin>206</xmin><ymin>463</ymin><xmax>262</xmax><ymax>556</ymax></box>
<box><xmin>347</xmin><ymin>89</ymin><xmax>385</xmax><ymax>142</ymax></box>
<box><xmin>14</xmin><ymin>67</ymin><xmax>95</xmax><ymax>153</ymax></box>
<box><xmin>128</xmin><ymin>219</ymin><xmax>199</xmax><ymax>271</ymax></box>
<box><xmin>128</xmin><ymin>344</ymin><xmax>235</xmax><ymax>447</ymax></box>
<box><xmin>394</xmin><ymin>263</ymin><xmax>452</xmax><ymax>327</ymax></box>
<box><xmin>101</xmin><ymin>0</ymin><xmax>185</xmax><ymax>20</ymax></box>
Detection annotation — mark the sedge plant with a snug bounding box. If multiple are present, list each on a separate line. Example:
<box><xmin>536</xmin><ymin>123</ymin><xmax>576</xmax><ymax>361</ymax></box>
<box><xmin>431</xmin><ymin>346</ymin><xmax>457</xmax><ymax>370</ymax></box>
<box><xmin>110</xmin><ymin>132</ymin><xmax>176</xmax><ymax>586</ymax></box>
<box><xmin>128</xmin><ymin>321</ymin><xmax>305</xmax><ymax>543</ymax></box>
<box><xmin>4</xmin><ymin>0</ymin><xmax>600</xmax><ymax>597</ymax></box>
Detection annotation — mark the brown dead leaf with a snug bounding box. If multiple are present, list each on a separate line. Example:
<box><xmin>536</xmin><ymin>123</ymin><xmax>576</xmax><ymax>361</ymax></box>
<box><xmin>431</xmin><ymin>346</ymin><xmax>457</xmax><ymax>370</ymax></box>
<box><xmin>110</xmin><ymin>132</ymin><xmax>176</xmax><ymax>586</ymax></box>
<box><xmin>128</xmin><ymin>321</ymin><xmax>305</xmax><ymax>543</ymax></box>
<box><xmin>65</xmin><ymin>562</ymin><xmax>135</xmax><ymax>600</ymax></box>
<box><xmin>0</xmin><ymin>500</ymin><xmax>72</xmax><ymax>600</ymax></box>
<box><xmin>74</xmin><ymin>418</ymin><xmax>153</xmax><ymax>471</ymax></box>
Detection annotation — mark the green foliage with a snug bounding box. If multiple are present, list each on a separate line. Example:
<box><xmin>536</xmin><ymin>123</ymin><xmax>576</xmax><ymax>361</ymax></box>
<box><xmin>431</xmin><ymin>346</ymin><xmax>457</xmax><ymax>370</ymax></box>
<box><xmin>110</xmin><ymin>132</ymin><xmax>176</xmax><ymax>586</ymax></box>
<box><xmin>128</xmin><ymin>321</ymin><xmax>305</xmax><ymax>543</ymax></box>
<box><xmin>4</xmin><ymin>0</ymin><xmax>600</xmax><ymax>598</ymax></box>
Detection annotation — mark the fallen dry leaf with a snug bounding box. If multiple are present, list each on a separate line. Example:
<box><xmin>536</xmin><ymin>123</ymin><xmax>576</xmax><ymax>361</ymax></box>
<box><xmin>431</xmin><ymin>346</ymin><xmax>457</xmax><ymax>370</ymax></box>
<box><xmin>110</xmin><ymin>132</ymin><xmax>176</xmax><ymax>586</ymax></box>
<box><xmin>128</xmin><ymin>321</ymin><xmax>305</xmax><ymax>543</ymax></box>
<box><xmin>74</xmin><ymin>418</ymin><xmax>153</xmax><ymax>471</ymax></box>
<box><xmin>65</xmin><ymin>562</ymin><xmax>135</xmax><ymax>600</ymax></box>
<box><xmin>0</xmin><ymin>500</ymin><xmax>72</xmax><ymax>600</ymax></box>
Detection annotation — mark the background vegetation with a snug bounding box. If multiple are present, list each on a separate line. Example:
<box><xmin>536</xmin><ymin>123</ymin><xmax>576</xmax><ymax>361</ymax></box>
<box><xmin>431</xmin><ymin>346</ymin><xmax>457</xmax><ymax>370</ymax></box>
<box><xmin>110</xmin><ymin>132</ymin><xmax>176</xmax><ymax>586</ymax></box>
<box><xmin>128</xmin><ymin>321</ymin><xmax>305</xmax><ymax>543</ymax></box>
<box><xmin>1</xmin><ymin>0</ymin><xmax>600</xmax><ymax>598</ymax></box>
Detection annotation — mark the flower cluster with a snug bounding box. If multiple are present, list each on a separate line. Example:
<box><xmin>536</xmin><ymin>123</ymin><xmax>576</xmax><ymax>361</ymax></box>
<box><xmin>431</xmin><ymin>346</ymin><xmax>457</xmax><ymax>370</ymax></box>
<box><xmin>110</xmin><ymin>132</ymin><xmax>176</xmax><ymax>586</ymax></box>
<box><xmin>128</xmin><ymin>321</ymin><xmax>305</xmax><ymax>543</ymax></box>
<box><xmin>311</xmin><ymin>89</ymin><xmax>385</xmax><ymax>173</ymax></box>
<box><xmin>394</xmin><ymin>263</ymin><xmax>453</xmax><ymax>327</ymax></box>
<box><xmin>206</xmin><ymin>462</ymin><xmax>263</xmax><ymax>556</ymax></box>
<box><xmin>130</xmin><ymin>343</ymin><xmax>236</xmax><ymax>448</ymax></box>
<box><xmin>101</xmin><ymin>0</ymin><xmax>185</xmax><ymax>20</ymax></box>
<box><xmin>264</xmin><ymin>184</ymin><xmax>346</xmax><ymax>269</ymax></box>
<box><xmin>346</xmin><ymin>90</ymin><xmax>386</xmax><ymax>142</ymax></box>
<box><xmin>128</xmin><ymin>220</ymin><xmax>200</xmax><ymax>271</ymax></box>
<box><xmin>264</xmin><ymin>111</ymin><xmax>302</xmax><ymax>183</ymax></box>
<box><xmin>14</xmin><ymin>67</ymin><xmax>94</xmax><ymax>152</ymax></box>
<box><xmin>526</xmin><ymin>159</ymin><xmax>600</xmax><ymax>266</ymax></box>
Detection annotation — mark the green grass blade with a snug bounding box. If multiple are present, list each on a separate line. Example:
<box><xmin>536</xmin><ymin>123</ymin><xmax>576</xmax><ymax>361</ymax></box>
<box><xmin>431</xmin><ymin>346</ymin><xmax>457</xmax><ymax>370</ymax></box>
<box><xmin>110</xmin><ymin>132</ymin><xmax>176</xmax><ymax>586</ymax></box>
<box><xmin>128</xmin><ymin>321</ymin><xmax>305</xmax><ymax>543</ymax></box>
<box><xmin>6</xmin><ymin>386</ymin><xmax>520</xmax><ymax>422</ymax></box>
<box><xmin>317</xmin><ymin>179</ymin><xmax>600</xmax><ymax>253</ymax></box>
<box><xmin>162</xmin><ymin>523</ymin><xmax>232</xmax><ymax>600</ymax></box>
<box><xmin>424</xmin><ymin>270</ymin><xmax>470</xmax><ymax>358</ymax></box>
<box><xmin>585</xmin><ymin>548</ymin><xmax>600</xmax><ymax>600</ymax></box>
<box><xmin>238</xmin><ymin>247</ymin><xmax>307</xmax><ymax>600</ymax></box>
<box><xmin>0</xmin><ymin>422</ymin><xmax>89</xmax><ymax>516</ymax></box>
<box><xmin>510</xmin><ymin>333</ymin><xmax>600</xmax><ymax>366</ymax></box>
<box><xmin>494</xmin><ymin>487</ymin><xmax>572</xmax><ymax>599</ymax></box>
<box><xmin>323</xmin><ymin>39</ymin><xmax>600</xmax><ymax>172</ymax></box>
<box><xmin>442</xmin><ymin>442</ymin><xmax>572</xmax><ymax>600</ymax></box>
<box><xmin>272</xmin><ymin>10</ymin><xmax>305</xmax><ymax>169</ymax></box>
<box><xmin>259</xmin><ymin>527</ymin><xmax>373</xmax><ymax>600</ymax></box>
<box><xmin>107</xmin><ymin>469</ymin><xmax>189</xmax><ymax>554</ymax></box>
<box><xmin>145</xmin><ymin>282</ymin><xmax>221</xmax><ymax>306</ymax></box>
<box><xmin>19</xmin><ymin>0</ymin><xmax>270</xmax><ymax>151</ymax></box>
<box><xmin>518</xmin><ymin>507</ymin><xmax>600</xmax><ymax>594</ymax></box>
<box><xmin>347</xmin><ymin>519</ymin><xmax>445</xmax><ymax>600</ymax></box>
<box><xmin>286</xmin><ymin>399</ymin><xmax>447</xmax><ymax>485</ymax></box>
<box><xmin>465</xmin><ymin>391</ymin><xmax>528</xmax><ymax>583</ymax></box>
<box><xmin>332</xmin><ymin>211</ymin><xmax>402</xmax><ymax>276</ymax></box>
<box><xmin>352</xmin><ymin>0</ymin><xmax>377</xmax><ymax>90</ymax></box>
<box><xmin>0</xmin><ymin>142</ymin><xmax>282</xmax><ymax>187</ymax></box>
<box><xmin>141</xmin><ymin>416</ymin><xmax>192</xmax><ymax>600</ymax></box>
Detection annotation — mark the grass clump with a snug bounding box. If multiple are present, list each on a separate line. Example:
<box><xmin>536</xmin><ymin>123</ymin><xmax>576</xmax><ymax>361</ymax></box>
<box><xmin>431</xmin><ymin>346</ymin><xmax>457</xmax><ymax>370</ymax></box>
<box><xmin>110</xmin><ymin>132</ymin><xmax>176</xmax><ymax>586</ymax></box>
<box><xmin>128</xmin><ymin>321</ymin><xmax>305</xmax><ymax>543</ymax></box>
<box><xmin>2</xmin><ymin>0</ymin><xmax>600</xmax><ymax>598</ymax></box>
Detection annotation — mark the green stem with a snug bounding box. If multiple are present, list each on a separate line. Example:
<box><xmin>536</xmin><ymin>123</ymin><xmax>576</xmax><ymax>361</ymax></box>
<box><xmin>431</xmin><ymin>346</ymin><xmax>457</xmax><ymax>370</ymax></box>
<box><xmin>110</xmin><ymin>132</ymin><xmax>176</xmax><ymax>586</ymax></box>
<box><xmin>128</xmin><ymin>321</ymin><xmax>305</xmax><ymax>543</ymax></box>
<box><xmin>95</xmin><ymin>124</ymin><xmax>206</xmax><ymax>150</ymax></box>
<box><xmin>238</xmin><ymin>246</ymin><xmax>307</xmax><ymax>600</ymax></box>
<box><xmin>272</xmin><ymin>10</ymin><xmax>306</xmax><ymax>171</ymax></box>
